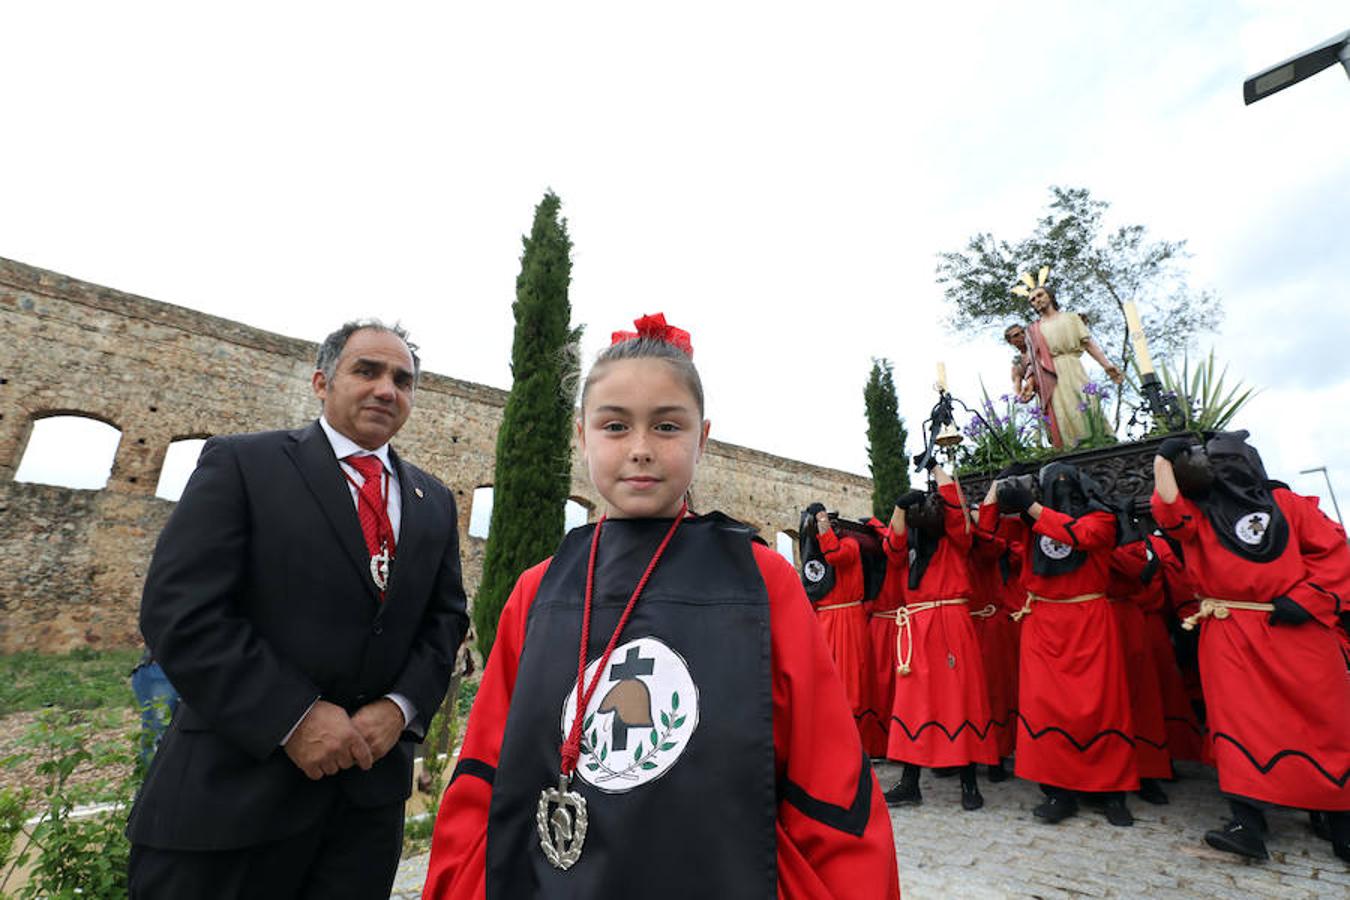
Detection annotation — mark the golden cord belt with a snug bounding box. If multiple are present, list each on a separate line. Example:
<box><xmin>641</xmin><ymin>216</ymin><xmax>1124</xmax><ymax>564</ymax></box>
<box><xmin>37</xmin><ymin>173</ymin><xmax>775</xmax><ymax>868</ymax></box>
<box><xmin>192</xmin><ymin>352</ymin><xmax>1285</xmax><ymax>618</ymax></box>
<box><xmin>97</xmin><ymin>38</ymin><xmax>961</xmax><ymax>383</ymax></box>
<box><xmin>896</xmin><ymin>599</ymin><xmax>969</xmax><ymax>676</ymax></box>
<box><xmin>871</xmin><ymin>609</ymin><xmax>899</xmax><ymax>620</ymax></box>
<box><xmin>1181</xmin><ymin>597</ymin><xmax>1274</xmax><ymax>631</ymax></box>
<box><xmin>969</xmin><ymin>604</ymin><xmax>999</xmax><ymax>619</ymax></box>
<box><xmin>816</xmin><ymin>600</ymin><xmax>862</xmax><ymax>612</ymax></box>
<box><xmin>1010</xmin><ymin>591</ymin><xmax>1103</xmax><ymax>623</ymax></box>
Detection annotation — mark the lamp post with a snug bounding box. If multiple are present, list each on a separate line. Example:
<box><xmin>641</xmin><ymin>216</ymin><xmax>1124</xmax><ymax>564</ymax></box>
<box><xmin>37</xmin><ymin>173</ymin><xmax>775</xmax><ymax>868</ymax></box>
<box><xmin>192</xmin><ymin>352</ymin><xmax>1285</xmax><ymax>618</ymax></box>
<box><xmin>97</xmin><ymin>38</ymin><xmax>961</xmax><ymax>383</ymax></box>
<box><xmin>1243</xmin><ymin>29</ymin><xmax>1349</xmax><ymax>105</ymax></box>
<box><xmin>1298</xmin><ymin>466</ymin><xmax>1344</xmax><ymax>527</ymax></box>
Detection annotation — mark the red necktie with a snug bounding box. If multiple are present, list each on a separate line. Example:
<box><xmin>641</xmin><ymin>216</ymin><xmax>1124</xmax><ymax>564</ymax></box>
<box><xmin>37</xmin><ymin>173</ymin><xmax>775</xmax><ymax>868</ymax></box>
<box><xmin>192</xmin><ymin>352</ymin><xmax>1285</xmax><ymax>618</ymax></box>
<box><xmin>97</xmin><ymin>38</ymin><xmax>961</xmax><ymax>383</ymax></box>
<box><xmin>344</xmin><ymin>454</ymin><xmax>394</xmax><ymax>560</ymax></box>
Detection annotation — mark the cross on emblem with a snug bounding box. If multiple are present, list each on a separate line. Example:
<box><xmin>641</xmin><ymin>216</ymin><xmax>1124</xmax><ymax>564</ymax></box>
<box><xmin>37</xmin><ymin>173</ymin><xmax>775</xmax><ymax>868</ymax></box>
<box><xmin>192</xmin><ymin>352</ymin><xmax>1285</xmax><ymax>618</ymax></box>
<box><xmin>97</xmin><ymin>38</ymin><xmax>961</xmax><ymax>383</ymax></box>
<box><xmin>610</xmin><ymin>646</ymin><xmax>655</xmax><ymax>681</ymax></box>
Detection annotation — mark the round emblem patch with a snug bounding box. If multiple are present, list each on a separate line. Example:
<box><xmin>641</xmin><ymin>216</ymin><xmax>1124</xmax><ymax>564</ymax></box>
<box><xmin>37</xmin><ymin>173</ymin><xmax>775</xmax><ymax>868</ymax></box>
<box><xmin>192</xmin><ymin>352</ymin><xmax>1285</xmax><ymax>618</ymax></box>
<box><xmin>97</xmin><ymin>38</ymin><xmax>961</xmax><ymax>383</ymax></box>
<box><xmin>1038</xmin><ymin>535</ymin><xmax>1073</xmax><ymax>560</ymax></box>
<box><xmin>803</xmin><ymin>559</ymin><xmax>826</xmax><ymax>583</ymax></box>
<box><xmin>1235</xmin><ymin>512</ymin><xmax>1271</xmax><ymax>546</ymax></box>
<box><xmin>562</xmin><ymin>637</ymin><xmax>699</xmax><ymax>794</ymax></box>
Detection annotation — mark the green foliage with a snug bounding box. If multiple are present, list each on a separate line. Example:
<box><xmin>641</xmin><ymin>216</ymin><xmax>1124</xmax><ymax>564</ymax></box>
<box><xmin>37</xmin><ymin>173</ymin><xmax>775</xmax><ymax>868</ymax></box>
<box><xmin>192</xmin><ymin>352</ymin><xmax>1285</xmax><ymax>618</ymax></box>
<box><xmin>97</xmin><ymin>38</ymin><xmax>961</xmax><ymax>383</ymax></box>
<box><xmin>0</xmin><ymin>649</ymin><xmax>140</xmax><ymax>716</ymax></box>
<box><xmin>475</xmin><ymin>192</ymin><xmax>581</xmax><ymax>656</ymax></box>
<box><xmin>1154</xmin><ymin>349</ymin><xmax>1258</xmax><ymax>434</ymax></box>
<box><xmin>0</xmin><ymin>709</ymin><xmax>140</xmax><ymax>899</ymax></box>
<box><xmin>936</xmin><ymin>186</ymin><xmax>1223</xmax><ymax>425</ymax></box>
<box><xmin>863</xmin><ymin>359</ymin><xmax>909</xmax><ymax>518</ymax></box>
<box><xmin>1076</xmin><ymin>381</ymin><xmax>1120</xmax><ymax>450</ymax></box>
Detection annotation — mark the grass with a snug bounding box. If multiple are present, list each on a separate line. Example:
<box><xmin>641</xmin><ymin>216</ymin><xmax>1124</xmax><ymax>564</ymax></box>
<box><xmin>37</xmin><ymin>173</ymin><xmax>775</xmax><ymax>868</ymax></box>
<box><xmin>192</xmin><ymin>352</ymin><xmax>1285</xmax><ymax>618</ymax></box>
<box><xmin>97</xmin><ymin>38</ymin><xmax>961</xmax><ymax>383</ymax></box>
<box><xmin>0</xmin><ymin>649</ymin><xmax>141</xmax><ymax>716</ymax></box>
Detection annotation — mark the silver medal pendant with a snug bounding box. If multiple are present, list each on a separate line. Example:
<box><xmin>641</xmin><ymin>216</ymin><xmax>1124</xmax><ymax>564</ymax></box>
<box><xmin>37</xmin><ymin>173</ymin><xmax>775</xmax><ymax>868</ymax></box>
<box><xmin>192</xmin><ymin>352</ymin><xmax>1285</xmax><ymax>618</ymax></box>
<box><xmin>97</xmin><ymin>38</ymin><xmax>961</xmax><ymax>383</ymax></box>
<box><xmin>369</xmin><ymin>545</ymin><xmax>390</xmax><ymax>591</ymax></box>
<box><xmin>947</xmin><ymin>652</ymin><xmax>956</xmax><ymax>669</ymax></box>
<box><xmin>537</xmin><ymin>774</ymin><xmax>588</xmax><ymax>870</ymax></box>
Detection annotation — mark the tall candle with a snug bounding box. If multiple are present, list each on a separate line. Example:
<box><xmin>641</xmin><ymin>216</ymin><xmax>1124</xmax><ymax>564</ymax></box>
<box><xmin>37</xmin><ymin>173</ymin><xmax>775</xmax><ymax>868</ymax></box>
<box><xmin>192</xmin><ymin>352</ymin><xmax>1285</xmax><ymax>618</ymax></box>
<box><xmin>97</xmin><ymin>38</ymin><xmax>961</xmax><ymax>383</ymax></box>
<box><xmin>1123</xmin><ymin>301</ymin><xmax>1155</xmax><ymax>376</ymax></box>
<box><xmin>937</xmin><ymin>362</ymin><xmax>948</xmax><ymax>391</ymax></box>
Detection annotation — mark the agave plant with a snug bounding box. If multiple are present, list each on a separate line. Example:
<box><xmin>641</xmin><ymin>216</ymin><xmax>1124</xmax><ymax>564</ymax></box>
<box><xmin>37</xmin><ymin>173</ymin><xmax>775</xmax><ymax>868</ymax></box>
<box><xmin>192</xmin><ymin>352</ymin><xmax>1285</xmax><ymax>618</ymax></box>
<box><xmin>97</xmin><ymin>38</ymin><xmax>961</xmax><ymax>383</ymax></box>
<box><xmin>1153</xmin><ymin>349</ymin><xmax>1258</xmax><ymax>433</ymax></box>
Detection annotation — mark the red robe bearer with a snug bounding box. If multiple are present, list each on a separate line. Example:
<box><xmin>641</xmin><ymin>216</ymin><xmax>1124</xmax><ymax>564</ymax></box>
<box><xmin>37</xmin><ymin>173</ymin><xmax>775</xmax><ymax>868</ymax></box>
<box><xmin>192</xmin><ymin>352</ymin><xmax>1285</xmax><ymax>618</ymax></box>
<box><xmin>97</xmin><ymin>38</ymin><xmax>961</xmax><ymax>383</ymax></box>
<box><xmin>422</xmin><ymin>517</ymin><xmax>900</xmax><ymax>899</ymax></box>
<box><xmin>968</xmin><ymin>528</ymin><xmax>1022</xmax><ymax>760</ymax></box>
<box><xmin>864</xmin><ymin>517</ymin><xmax>906</xmax><ymax>758</ymax></box>
<box><xmin>812</xmin><ymin>524</ymin><xmax>876</xmax><ymax>740</ymax></box>
<box><xmin>1143</xmin><ymin>536</ymin><xmax>1208</xmax><ymax>763</ymax></box>
<box><xmin>886</xmin><ymin>482</ymin><xmax>998</xmax><ymax>768</ymax></box>
<box><xmin>1107</xmin><ymin>540</ymin><xmax>1174</xmax><ymax>781</ymax></box>
<box><xmin>1152</xmin><ymin>481</ymin><xmax>1350</xmax><ymax>811</ymax></box>
<box><xmin>980</xmin><ymin>478</ymin><xmax>1138</xmax><ymax>794</ymax></box>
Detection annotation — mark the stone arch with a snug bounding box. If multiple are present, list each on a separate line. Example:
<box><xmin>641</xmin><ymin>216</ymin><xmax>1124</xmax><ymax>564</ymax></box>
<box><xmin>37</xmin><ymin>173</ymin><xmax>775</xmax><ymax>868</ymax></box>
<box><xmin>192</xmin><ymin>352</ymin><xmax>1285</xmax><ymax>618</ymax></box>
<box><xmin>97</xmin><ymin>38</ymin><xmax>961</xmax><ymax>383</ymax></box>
<box><xmin>565</xmin><ymin>495</ymin><xmax>594</xmax><ymax>532</ymax></box>
<box><xmin>154</xmin><ymin>434</ymin><xmax>212</xmax><ymax>501</ymax></box>
<box><xmin>13</xmin><ymin>411</ymin><xmax>123</xmax><ymax>490</ymax></box>
<box><xmin>468</xmin><ymin>484</ymin><xmax>494</xmax><ymax>539</ymax></box>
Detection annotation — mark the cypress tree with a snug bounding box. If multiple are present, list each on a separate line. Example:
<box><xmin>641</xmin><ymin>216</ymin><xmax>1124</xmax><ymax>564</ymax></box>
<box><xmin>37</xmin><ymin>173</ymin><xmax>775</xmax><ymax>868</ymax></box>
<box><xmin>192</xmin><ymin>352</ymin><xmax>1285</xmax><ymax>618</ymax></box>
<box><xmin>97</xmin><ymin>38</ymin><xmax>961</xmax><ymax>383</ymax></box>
<box><xmin>474</xmin><ymin>192</ymin><xmax>579</xmax><ymax>656</ymax></box>
<box><xmin>864</xmin><ymin>358</ymin><xmax>909</xmax><ymax>520</ymax></box>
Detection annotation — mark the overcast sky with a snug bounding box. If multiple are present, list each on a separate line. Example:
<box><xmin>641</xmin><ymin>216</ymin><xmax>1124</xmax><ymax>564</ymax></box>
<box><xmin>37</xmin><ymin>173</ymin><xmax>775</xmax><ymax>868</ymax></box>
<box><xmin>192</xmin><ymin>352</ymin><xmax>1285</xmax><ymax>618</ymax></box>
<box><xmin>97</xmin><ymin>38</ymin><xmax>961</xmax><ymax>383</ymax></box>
<box><xmin>4</xmin><ymin>2</ymin><xmax>1348</xmax><ymax>521</ymax></box>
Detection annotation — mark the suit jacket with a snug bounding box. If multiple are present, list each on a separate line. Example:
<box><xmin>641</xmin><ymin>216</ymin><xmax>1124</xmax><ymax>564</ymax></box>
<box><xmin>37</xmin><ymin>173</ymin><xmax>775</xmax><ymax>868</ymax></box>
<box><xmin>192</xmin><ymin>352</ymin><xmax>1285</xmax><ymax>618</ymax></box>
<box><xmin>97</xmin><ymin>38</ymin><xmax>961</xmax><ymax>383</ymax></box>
<box><xmin>127</xmin><ymin>421</ymin><xmax>469</xmax><ymax>852</ymax></box>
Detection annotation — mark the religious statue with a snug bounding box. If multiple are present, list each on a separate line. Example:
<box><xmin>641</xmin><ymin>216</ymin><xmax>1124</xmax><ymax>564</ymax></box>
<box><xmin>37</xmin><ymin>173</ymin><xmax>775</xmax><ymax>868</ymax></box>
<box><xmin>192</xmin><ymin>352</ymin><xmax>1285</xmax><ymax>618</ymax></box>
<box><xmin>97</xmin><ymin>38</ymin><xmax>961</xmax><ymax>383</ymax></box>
<box><xmin>1011</xmin><ymin>268</ymin><xmax>1123</xmax><ymax>449</ymax></box>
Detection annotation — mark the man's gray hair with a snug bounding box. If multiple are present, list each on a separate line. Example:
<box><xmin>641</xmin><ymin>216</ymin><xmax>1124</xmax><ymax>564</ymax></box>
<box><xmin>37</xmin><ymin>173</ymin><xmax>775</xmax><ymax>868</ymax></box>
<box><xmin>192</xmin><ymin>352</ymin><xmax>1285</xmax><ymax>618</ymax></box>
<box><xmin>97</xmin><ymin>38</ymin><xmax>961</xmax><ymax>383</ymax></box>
<box><xmin>316</xmin><ymin>319</ymin><xmax>421</xmax><ymax>383</ymax></box>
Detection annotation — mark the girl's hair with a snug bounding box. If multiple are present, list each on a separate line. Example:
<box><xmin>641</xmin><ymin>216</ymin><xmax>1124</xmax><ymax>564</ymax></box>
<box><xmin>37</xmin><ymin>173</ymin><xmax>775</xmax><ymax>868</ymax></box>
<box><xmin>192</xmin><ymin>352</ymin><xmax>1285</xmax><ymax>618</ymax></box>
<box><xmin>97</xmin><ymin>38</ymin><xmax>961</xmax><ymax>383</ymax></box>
<box><xmin>579</xmin><ymin>337</ymin><xmax>705</xmax><ymax>417</ymax></box>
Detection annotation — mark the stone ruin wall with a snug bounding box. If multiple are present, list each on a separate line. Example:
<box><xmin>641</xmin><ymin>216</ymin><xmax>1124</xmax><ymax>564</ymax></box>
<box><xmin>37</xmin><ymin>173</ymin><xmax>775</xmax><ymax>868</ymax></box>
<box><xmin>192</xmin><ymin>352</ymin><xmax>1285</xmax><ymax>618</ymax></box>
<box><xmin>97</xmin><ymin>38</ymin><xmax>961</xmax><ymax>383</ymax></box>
<box><xmin>0</xmin><ymin>257</ymin><xmax>873</xmax><ymax>653</ymax></box>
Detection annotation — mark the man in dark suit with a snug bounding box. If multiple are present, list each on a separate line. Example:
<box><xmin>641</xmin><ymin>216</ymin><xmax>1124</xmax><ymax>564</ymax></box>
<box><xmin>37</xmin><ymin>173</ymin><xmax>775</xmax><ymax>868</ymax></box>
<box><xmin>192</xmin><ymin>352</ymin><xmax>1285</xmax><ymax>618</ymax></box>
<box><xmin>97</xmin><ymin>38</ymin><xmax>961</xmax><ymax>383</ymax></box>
<box><xmin>128</xmin><ymin>320</ymin><xmax>469</xmax><ymax>899</ymax></box>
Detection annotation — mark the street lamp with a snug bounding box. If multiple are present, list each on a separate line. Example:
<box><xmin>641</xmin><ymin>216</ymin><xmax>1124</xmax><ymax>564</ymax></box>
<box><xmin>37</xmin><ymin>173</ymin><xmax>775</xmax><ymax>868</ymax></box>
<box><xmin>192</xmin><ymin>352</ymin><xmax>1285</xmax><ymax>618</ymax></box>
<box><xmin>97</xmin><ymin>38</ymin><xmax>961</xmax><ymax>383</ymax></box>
<box><xmin>1243</xmin><ymin>29</ymin><xmax>1349</xmax><ymax>105</ymax></box>
<box><xmin>1298</xmin><ymin>466</ymin><xmax>1344</xmax><ymax>527</ymax></box>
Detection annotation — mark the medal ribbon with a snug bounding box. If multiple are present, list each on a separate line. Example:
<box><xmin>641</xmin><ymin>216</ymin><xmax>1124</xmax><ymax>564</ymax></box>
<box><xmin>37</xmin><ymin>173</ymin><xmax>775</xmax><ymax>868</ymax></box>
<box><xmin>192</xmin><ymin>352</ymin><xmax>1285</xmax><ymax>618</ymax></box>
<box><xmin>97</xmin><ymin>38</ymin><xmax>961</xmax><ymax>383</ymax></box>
<box><xmin>559</xmin><ymin>502</ymin><xmax>687</xmax><ymax>778</ymax></box>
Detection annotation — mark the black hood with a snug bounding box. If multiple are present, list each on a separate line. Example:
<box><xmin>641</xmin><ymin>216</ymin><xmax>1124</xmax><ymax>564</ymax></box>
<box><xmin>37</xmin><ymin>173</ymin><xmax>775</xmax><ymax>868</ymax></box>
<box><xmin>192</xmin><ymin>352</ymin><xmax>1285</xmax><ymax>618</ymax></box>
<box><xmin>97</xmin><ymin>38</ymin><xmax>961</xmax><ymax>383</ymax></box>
<box><xmin>1196</xmin><ymin>431</ymin><xmax>1288</xmax><ymax>563</ymax></box>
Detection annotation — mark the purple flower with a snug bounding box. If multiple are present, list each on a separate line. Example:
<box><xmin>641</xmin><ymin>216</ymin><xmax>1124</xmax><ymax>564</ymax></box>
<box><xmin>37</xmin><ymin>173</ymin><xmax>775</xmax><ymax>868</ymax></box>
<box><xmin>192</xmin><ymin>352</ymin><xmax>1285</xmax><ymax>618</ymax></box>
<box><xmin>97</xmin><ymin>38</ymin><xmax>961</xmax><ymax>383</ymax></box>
<box><xmin>1077</xmin><ymin>402</ymin><xmax>1088</xmax><ymax>413</ymax></box>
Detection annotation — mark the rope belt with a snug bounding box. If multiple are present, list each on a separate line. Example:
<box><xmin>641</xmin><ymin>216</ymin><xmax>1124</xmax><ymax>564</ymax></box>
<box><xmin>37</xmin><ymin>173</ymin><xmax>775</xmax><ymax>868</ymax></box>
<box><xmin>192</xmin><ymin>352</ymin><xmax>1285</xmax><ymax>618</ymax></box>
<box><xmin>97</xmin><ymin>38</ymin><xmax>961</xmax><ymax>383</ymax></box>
<box><xmin>871</xmin><ymin>609</ymin><xmax>899</xmax><ymax>621</ymax></box>
<box><xmin>1181</xmin><ymin>597</ymin><xmax>1274</xmax><ymax>631</ymax></box>
<box><xmin>1010</xmin><ymin>591</ymin><xmax>1103</xmax><ymax>623</ymax></box>
<box><xmin>969</xmin><ymin>604</ymin><xmax>999</xmax><ymax>619</ymax></box>
<box><xmin>816</xmin><ymin>600</ymin><xmax>862</xmax><ymax>612</ymax></box>
<box><xmin>896</xmin><ymin>599</ymin><xmax>969</xmax><ymax>676</ymax></box>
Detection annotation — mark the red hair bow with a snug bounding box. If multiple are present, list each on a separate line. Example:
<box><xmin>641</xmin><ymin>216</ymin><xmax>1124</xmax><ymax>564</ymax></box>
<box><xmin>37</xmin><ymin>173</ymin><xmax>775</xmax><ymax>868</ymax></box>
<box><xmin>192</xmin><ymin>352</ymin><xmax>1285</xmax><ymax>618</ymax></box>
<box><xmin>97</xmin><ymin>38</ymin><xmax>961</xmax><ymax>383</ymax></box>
<box><xmin>610</xmin><ymin>312</ymin><xmax>694</xmax><ymax>358</ymax></box>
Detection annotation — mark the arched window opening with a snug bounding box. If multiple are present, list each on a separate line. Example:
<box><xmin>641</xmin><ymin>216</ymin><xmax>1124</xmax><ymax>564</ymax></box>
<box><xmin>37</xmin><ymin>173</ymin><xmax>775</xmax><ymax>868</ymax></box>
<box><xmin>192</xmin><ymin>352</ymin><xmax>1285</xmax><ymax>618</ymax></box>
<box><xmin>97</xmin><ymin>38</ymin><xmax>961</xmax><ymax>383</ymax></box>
<box><xmin>776</xmin><ymin>531</ymin><xmax>796</xmax><ymax>566</ymax></box>
<box><xmin>155</xmin><ymin>438</ymin><xmax>209</xmax><ymax>501</ymax></box>
<box><xmin>565</xmin><ymin>498</ymin><xmax>592</xmax><ymax>532</ymax></box>
<box><xmin>468</xmin><ymin>486</ymin><xmax>493</xmax><ymax>539</ymax></box>
<box><xmin>14</xmin><ymin>415</ymin><xmax>121</xmax><ymax>490</ymax></box>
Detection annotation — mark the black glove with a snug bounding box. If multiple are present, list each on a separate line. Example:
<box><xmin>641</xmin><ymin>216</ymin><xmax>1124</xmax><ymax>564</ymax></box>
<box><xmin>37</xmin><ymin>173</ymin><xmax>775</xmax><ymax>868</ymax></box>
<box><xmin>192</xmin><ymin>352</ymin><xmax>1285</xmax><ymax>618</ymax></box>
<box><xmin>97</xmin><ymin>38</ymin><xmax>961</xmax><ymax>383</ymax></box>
<box><xmin>911</xmin><ymin>452</ymin><xmax>936</xmax><ymax>473</ymax></box>
<box><xmin>996</xmin><ymin>481</ymin><xmax>1035</xmax><ymax>514</ymax></box>
<box><xmin>1158</xmin><ymin>437</ymin><xmax>1193</xmax><ymax>463</ymax></box>
<box><xmin>1268</xmin><ymin>596</ymin><xmax>1312</xmax><ymax>627</ymax></box>
<box><xmin>895</xmin><ymin>490</ymin><xmax>927</xmax><ymax>510</ymax></box>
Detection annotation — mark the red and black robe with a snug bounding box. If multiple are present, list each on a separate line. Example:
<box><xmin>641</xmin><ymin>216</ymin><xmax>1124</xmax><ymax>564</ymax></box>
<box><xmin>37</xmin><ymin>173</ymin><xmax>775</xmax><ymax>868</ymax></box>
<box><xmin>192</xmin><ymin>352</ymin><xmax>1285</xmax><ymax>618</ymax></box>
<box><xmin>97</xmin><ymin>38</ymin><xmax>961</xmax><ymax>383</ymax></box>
<box><xmin>422</xmin><ymin>515</ymin><xmax>900</xmax><ymax>899</ymax></box>
<box><xmin>1152</xmin><ymin>488</ymin><xmax>1350</xmax><ymax>810</ymax></box>
<box><xmin>979</xmin><ymin>503</ymin><xmax>1138</xmax><ymax>792</ymax></box>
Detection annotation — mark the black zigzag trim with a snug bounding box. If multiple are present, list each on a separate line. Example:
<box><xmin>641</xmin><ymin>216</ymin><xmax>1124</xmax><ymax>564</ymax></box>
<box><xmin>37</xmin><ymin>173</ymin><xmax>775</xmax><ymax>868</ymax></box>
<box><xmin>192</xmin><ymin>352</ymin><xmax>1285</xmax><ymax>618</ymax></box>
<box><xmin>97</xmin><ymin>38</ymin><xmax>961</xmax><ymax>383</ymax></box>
<box><xmin>1211</xmin><ymin>732</ymin><xmax>1350</xmax><ymax>788</ymax></box>
<box><xmin>889</xmin><ymin>712</ymin><xmax>1004</xmax><ymax>743</ymax></box>
<box><xmin>1017</xmin><ymin>713</ymin><xmax>1137</xmax><ymax>751</ymax></box>
<box><xmin>854</xmin><ymin>708</ymin><xmax>885</xmax><ymax>726</ymax></box>
<box><xmin>781</xmin><ymin>748</ymin><xmax>872</xmax><ymax>838</ymax></box>
<box><xmin>1133</xmin><ymin>732</ymin><xmax>1169</xmax><ymax>750</ymax></box>
<box><xmin>450</xmin><ymin>757</ymin><xmax>495</xmax><ymax>786</ymax></box>
<box><xmin>1164</xmin><ymin>715</ymin><xmax>1206</xmax><ymax>738</ymax></box>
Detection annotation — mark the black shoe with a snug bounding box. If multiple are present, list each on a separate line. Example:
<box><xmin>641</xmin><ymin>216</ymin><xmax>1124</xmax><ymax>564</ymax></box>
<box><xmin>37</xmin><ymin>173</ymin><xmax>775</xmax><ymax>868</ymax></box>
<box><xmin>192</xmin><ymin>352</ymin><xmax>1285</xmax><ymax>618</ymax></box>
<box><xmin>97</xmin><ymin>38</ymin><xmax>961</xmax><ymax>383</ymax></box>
<box><xmin>961</xmin><ymin>782</ymin><xmax>984</xmax><ymax>811</ymax></box>
<box><xmin>986</xmin><ymin>764</ymin><xmax>1010</xmax><ymax>783</ymax></box>
<box><xmin>1310</xmin><ymin>811</ymin><xmax>1331</xmax><ymax>841</ymax></box>
<box><xmin>1205</xmin><ymin>820</ymin><xmax>1268</xmax><ymax>860</ymax></box>
<box><xmin>1334</xmin><ymin>841</ymin><xmax>1350</xmax><ymax>864</ymax></box>
<box><xmin>1032</xmin><ymin>794</ymin><xmax>1078</xmax><ymax>824</ymax></box>
<box><xmin>1137</xmin><ymin>779</ymin><xmax>1169</xmax><ymax>806</ymax></box>
<box><xmin>884</xmin><ymin>782</ymin><xmax>922</xmax><ymax>806</ymax></box>
<box><xmin>1103</xmin><ymin>797</ymin><xmax>1134</xmax><ymax>827</ymax></box>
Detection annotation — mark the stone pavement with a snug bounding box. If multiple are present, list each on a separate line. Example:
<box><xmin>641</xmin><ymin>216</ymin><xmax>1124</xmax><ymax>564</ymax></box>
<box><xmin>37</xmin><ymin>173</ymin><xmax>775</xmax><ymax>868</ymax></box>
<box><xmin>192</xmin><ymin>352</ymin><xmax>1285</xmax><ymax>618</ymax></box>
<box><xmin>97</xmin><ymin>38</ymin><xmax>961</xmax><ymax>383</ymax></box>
<box><xmin>391</xmin><ymin>761</ymin><xmax>1349</xmax><ymax>898</ymax></box>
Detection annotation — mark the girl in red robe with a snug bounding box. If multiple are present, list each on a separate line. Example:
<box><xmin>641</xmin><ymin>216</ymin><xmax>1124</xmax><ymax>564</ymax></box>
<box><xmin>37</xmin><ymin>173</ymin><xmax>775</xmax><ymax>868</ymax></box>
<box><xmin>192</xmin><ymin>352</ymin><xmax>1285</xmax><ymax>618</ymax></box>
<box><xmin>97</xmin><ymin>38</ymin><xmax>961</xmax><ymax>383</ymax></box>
<box><xmin>884</xmin><ymin>466</ymin><xmax>998</xmax><ymax>811</ymax></box>
<box><xmin>980</xmin><ymin>463</ymin><xmax>1138</xmax><ymax>827</ymax></box>
<box><xmin>1152</xmin><ymin>431</ymin><xmax>1350</xmax><ymax>862</ymax></box>
<box><xmin>801</xmin><ymin>505</ymin><xmax>876</xmax><ymax>744</ymax></box>
<box><xmin>422</xmin><ymin>316</ymin><xmax>900</xmax><ymax>898</ymax></box>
